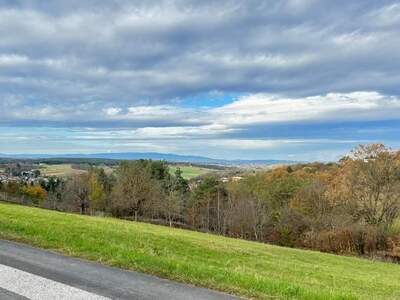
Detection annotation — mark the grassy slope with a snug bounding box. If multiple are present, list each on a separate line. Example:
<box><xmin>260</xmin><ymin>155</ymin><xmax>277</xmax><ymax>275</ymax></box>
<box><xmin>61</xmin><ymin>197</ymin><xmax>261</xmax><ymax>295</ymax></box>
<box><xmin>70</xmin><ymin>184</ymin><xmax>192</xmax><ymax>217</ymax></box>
<box><xmin>169</xmin><ymin>165</ymin><xmax>215</xmax><ymax>179</ymax></box>
<box><xmin>0</xmin><ymin>202</ymin><xmax>399</xmax><ymax>300</ymax></box>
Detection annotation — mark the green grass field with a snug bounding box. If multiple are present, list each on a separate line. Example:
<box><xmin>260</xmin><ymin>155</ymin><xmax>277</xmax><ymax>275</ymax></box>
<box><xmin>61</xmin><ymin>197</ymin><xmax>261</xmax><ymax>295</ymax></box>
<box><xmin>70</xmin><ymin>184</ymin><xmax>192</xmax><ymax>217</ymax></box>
<box><xmin>169</xmin><ymin>165</ymin><xmax>216</xmax><ymax>179</ymax></box>
<box><xmin>0</xmin><ymin>202</ymin><xmax>399</xmax><ymax>300</ymax></box>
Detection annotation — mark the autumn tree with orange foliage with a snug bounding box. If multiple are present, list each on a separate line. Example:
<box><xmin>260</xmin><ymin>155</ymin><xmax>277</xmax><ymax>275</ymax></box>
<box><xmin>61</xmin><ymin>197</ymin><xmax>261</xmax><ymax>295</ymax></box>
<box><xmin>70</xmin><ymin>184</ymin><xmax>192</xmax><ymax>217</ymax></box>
<box><xmin>23</xmin><ymin>185</ymin><xmax>48</xmax><ymax>206</ymax></box>
<box><xmin>332</xmin><ymin>144</ymin><xmax>400</xmax><ymax>228</ymax></box>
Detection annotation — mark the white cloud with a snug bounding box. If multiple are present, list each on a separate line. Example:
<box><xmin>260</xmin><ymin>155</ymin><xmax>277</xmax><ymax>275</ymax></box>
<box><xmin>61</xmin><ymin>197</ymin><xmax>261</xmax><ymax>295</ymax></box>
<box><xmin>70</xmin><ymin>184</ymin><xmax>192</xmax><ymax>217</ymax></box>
<box><xmin>127</xmin><ymin>105</ymin><xmax>182</xmax><ymax>117</ymax></box>
<box><xmin>0</xmin><ymin>54</ymin><xmax>29</xmax><ymax>65</ymax></box>
<box><xmin>368</xmin><ymin>3</ymin><xmax>400</xmax><ymax>27</ymax></box>
<box><xmin>212</xmin><ymin>92</ymin><xmax>400</xmax><ymax>126</ymax></box>
<box><xmin>1</xmin><ymin>91</ymin><xmax>400</xmax><ymax>132</ymax></box>
<box><xmin>103</xmin><ymin>107</ymin><xmax>122</xmax><ymax>116</ymax></box>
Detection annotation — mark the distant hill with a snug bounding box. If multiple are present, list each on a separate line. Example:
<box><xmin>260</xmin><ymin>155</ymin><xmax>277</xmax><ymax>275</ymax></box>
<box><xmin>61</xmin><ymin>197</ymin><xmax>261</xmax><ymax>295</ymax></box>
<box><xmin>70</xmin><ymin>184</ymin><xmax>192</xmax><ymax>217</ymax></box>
<box><xmin>0</xmin><ymin>152</ymin><xmax>296</xmax><ymax>166</ymax></box>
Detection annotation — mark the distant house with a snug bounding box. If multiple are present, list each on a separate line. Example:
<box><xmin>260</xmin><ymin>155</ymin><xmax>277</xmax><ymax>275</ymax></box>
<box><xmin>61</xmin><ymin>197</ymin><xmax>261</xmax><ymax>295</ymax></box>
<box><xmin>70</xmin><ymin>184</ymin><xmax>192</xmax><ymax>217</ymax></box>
<box><xmin>231</xmin><ymin>176</ymin><xmax>243</xmax><ymax>182</ymax></box>
<box><xmin>221</xmin><ymin>177</ymin><xmax>229</xmax><ymax>183</ymax></box>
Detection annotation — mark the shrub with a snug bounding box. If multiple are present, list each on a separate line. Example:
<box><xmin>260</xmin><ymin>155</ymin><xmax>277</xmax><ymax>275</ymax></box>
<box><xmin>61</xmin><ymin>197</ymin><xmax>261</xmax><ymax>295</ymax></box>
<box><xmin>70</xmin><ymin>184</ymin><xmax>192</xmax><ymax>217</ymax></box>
<box><xmin>303</xmin><ymin>225</ymin><xmax>388</xmax><ymax>256</ymax></box>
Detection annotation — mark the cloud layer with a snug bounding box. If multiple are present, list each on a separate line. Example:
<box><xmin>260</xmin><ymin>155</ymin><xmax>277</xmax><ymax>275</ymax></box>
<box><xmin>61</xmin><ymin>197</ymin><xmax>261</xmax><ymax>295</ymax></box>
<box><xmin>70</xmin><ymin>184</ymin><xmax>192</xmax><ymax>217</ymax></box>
<box><xmin>0</xmin><ymin>1</ymin><xmax>400</xmax><ymax>160</ymax></box>
<box><xmin>2</xmin><ymin>1</ymin><xmax>400</xmax><ymax>104</ymax></box>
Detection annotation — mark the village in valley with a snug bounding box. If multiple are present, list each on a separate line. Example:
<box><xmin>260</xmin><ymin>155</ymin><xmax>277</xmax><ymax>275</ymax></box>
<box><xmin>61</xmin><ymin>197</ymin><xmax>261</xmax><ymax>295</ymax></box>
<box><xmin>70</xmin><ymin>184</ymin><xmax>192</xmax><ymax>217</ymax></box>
<box><xmin>0</xmin><ymin>163</ymin><xmax>48</xmax><ymax>186</ymax></box>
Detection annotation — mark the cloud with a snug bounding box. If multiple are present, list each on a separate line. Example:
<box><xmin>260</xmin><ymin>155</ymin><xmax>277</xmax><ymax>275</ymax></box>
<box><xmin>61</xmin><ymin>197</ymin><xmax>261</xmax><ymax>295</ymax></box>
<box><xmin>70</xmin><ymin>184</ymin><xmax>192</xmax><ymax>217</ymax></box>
<box><xmin>0</xmin><ymin>91</ymin><xmax>400</xmax><ymax>135</ymax></box>
<box><xmin>103</xmin><ymin>107</ymin><xmax>122</xmax><ymax>116</ymax></box>
<box><xmin>1</xmin><ymin>0</ymin><xmax>400</xmax><ymax>108</ymax></box>
<box><xmin>212</xmin><ymin>92</ymin><xmax>400</xmax><ymax>126</ymax></box>
<box><xmin>0</xmin><ymin>92</ymin><xmax>400</xmax><ymax>128</ymax></box>
<box><xmin>0</xmin><ymin>1</ymin><xmax>400</xmax><ymax>159</ymax></box>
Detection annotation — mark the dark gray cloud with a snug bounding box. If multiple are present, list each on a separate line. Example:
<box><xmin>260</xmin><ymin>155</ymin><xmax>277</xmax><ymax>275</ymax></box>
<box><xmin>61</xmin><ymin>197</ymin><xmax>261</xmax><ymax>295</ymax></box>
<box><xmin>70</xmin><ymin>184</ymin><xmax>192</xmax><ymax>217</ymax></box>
<box><xmin>1</xmin><ymin>0</ymin><xmax>400</xmax><ymax>109</ymax></box>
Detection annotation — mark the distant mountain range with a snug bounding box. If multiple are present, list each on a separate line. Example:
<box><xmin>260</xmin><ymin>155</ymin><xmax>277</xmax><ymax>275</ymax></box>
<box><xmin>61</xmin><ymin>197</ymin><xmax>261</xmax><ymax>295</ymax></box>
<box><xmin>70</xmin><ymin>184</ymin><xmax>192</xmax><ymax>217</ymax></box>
<box><xmin>0</xmin><ymin>152</ymin><xmax>296</xmax><ymax>166</ymax></box>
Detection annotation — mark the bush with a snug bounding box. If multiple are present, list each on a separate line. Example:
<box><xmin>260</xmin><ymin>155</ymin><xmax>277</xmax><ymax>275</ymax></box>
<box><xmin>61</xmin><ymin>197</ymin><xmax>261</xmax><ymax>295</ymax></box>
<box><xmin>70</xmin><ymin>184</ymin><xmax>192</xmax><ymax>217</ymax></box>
<box><xmin>386</xmin><ymin>236</ymin><xmax>400</xmax><ymax>262</ymax></box>
<box><xmin>274</xmin><ymin>209</ymin><xmax>310</xmax><ymax>247</ymax></box>
<box><xmin>303</xmin><ymin>225</ymin><xmax>388</xmax><ymax>256</ymax></box>
<box><xmin>23</xmin><ymin>185</ymin><xmax>48</xmax><ymax>206</ymax></box>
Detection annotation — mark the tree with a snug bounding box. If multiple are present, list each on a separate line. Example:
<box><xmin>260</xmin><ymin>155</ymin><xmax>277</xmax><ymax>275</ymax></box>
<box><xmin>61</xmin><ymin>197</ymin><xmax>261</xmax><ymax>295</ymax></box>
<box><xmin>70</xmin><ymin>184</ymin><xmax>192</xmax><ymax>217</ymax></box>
<box><xmin>4</xmin><ymin>181</ymin><xmax>21</xmax><ymax>195</ymax></box>
<box><xmin>334</xmin><ymin>144</ymin><xmax>400</xmax><ymax>227</ymax></box>
<box><xmin>291</xmin><ymin>180</ymin><xmax>332</xmax><ymax>228</ymax></box>
<box><xmin>64</xmin><ymin>174</ymin><xmax>90</xmax><ymax>214</ymax></box>
<box><xmin>160</xmin><ymin>191</ymin><xmax>182</xmax><ymax>227</ymax></box>
<box><xmin>173</xmin><ymin>168</ymin><xmax>189</xmax><ymax>194</ymax></box>
<box><xmin>23</xmin><ymin>185</ymin><xmax>48</xmax><ymax>206</ymax></box>
<box><xmin>226</xmin><ymin>177</ymin><xmax>269</xmax><ymax>240</ymax></box>
<box><xmin>88</xmin><ymin>171</ymin><xmax>106</xmax><ymax>212</ymax></box>
<box><xmin>111</xmin><ymin>161</ymin><xmax>160</xmax><ymax>221</ymax></box>
<box><xmin>155</xmin><ymin>167</ymin><xmax>189</xmax><ymax>226</ymax></box>
<box><xmin>46</xmin><ymin>177</ymin><xmax>65</xmax><ymax>210</ymax></box>
<box><xmin>188</xmin><ymin>176</ymin><xmax>223</xmax><ymax>231</ymax></box>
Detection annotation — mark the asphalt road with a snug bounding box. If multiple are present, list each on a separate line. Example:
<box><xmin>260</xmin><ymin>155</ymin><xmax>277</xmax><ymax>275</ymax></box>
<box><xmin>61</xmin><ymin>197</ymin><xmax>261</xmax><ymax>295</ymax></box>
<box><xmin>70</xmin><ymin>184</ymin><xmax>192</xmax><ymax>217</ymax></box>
<box><xmin>0</xmin><ymin>240</ymin><xmax>241</xmax><ymax>300</ymax></box>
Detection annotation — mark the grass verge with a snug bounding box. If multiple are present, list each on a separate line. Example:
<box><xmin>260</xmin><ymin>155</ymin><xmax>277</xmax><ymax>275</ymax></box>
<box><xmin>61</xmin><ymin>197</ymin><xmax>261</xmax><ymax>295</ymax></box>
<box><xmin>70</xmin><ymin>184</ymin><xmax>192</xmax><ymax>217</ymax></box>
<box><xmin>0</xmin><ymin>201</ymin><xmax>399</xmax><ymax>300</ymax></box>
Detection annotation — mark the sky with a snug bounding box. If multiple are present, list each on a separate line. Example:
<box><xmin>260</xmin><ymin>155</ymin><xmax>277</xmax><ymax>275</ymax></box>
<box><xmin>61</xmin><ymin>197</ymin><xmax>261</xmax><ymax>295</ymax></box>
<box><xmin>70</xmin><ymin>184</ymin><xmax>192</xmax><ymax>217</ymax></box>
<box><xmin>0</xmin><ymin>0</ymin><xmax>400</xmax><ymax>161</ymax></box>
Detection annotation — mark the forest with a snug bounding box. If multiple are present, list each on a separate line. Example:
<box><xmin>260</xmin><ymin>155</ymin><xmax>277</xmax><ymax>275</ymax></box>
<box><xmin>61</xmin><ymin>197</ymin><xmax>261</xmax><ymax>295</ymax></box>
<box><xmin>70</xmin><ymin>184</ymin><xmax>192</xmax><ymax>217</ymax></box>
<box><xmin>1</xmin><ymin>144</ymin><xmax>400</xmax><ymax>261</ymax></box>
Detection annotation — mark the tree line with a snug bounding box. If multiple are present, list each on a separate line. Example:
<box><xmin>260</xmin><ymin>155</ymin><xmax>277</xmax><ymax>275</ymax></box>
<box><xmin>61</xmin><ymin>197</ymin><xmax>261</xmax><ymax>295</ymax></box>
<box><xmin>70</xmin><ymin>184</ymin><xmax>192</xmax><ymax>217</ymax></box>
<box><xmin>1</xmin><ymin>144</ymin><xmax>400</xmax><ymax>261</ymax></box>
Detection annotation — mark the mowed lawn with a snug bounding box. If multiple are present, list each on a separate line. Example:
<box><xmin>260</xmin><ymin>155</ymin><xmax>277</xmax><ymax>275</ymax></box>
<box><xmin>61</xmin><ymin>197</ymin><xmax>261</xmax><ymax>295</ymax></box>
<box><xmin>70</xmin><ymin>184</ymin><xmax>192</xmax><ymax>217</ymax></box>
<box><xmin>169</xmin><ymin>165</ymin><xmax>216</xmax><ymax>179</ymax></box>
<box><xmin>0</xmin><ymin>202</ymin><xmax>399</xmax><ymax>300</ymax></box>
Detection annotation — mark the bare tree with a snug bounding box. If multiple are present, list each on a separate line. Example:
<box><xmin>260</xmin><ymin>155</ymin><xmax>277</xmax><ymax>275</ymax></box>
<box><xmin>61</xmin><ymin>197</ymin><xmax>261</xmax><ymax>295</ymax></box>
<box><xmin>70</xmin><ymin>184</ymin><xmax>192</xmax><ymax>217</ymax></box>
<box><xmin>335</xmin><ymin>144</ymin><xmax>400</xmax><ymax>227</ymax></box>
<box><xmin>111</xmin><ymin>162</ymin><xmax>159</xmax><ymax>221</ymax></box>
<box><xmin>64</xmin><ymin>174</ymin><xmax>90</xmax><ymax>214</ymax></box>
<box><xmin>159</xmin><ymin>191</ymin><xmax>182</xmax><ymax>227</ymax></box>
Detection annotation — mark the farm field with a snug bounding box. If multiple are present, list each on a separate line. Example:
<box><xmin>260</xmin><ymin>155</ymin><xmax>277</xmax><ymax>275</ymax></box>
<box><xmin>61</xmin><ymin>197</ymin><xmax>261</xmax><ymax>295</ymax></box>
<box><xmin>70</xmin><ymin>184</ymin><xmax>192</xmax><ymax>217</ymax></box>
<box><xmin>169</xmin><ymin>165</ymin><xmax>216</xmax><ymax>179</ymax></box>
<box><xmin>0</xmin><ymin>202</ymin><xmax>399</xmax><ymax>300</ymax></box>
<box><xmin>39</xmin><ymin>164</ymin><xmax>215</xmax><ymax>179</ymax></box>
<box><xmin>39</xmin><ymin>164</ymin><xmax>87</xmax><ymax>177</ymax></box>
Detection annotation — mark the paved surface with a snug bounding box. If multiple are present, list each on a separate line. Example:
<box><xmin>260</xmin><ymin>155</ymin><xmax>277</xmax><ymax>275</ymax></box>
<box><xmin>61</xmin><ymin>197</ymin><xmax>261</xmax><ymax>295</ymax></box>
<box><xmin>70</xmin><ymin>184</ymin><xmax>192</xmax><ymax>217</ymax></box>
<box><xmin>0</xmin><ymin>287</ymin><xmax>29</xmax><ymax>300</ymax></box>
<box><xmin>0</xmin><ymin>240</ymin><xmax>240</xmax><ymax>300</ymax></box>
